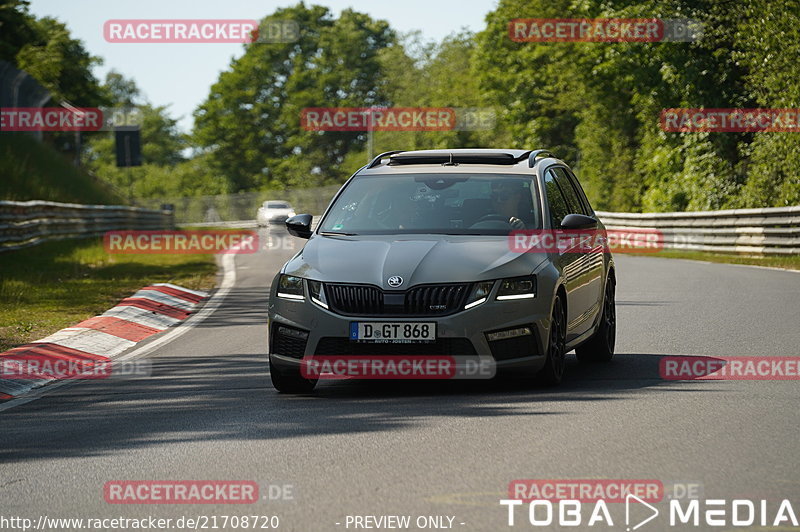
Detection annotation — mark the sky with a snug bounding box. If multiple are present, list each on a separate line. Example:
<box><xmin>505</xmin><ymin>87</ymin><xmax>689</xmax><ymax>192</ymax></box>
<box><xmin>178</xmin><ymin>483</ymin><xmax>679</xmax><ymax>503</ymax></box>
<box><xmin>28</xmin><ymin>0</ymin><xmax>496</xmax><ymax>133</ymax></box>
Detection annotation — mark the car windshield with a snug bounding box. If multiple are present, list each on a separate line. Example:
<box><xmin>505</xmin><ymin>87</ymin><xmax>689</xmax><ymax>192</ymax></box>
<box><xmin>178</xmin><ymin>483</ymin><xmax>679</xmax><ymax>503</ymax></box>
<box><xmin>266</xmin><ymin>202</ymin><xmax>289</xmax><ymax>208</ymax></box>
<box><xmin>318</xmin><ymin>173</ymin><xmax>541</xmax><ymax>235</ymax></box>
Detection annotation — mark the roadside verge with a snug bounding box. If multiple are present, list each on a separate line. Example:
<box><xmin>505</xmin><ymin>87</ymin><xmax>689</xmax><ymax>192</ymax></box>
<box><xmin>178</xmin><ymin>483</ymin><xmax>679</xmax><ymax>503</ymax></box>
<box><xmin>0</xmin><ymin>283</ymin><xmax>208</xmax><ymax>401</ymax></box>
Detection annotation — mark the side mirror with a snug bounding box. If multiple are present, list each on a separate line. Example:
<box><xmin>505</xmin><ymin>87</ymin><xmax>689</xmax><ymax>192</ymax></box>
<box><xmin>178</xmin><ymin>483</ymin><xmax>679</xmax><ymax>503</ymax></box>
<box><xmin>560</xmin><ymin>213</ymin><xmax>598</xmax><ymax>230</ymax></box>
<box><xmin>285</xmin><ymin>214</ymin><xmax>313</xmax><ymax>239</ymax></box>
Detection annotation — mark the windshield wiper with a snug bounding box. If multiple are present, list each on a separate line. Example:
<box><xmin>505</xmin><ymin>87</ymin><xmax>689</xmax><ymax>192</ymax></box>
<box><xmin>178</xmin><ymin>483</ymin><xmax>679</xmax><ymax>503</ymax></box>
<box><xmin>320</xmin><ymin>231</ymin><xmax>358</xmax><ymax>236</ymax></box>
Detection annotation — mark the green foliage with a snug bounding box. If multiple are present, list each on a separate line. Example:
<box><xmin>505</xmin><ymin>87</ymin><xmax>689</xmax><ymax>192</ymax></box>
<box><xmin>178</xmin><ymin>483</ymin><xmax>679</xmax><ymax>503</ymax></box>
<box><xmin>14</xmin><ymin>15</ymin><xmax>106</xmax><ymax>106</ymax></box>
<box><xmin>474</xmin><ymin>0</ymin><xmax>799</xmax><ymax>211</ymax></box>
<box><xmin>0</xmin><ymin>0</ymin><xmax>37</xmax><ymax>63</ymax></box>
<box><xmin>0</xmin><ymin>237</ymin><xmax>216</xmax><ymax>351</ymax></box>
<box><xmin>732</xmin><ymin>0</ymin><xmax>800</xmax><ymax>207</ymax></box>
<box><xmin>0</xmin><ymin>133</ymin><xmax>123</xmax><ymax>204</ymax></box>
<box><xmin>368</xmin><ymin>30</ymin><xmax>508</xmax><ymax>156</ymax></box>
<box><xmin>82</xmin><ymin>72</ymin><xmax>225</xmax><ymax>202</ymax></box>
<box><xmin>193</xmin><ymin>4</ymin><xmax>395</xmax><ymax>191</ymax></box>
<box><xmin>6</xmin><ymin>0</ymin><xmax>798</xmax><ymax>210</ymax></box>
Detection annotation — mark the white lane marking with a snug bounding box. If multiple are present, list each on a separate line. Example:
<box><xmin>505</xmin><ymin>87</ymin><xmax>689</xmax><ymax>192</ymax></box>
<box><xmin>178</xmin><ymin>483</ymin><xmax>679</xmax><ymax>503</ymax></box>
<box><xmin>0</xmin><ymin>254</ymin><xmax>236</xmax><ymax>412</ymax></box>
<box><xmin>115</xmin><ymin>252</ymin><xmax>236</xmax><ymax>363</ymax></box>
<box><xmin>642</xmin><ymin>256</ymin><xmax>800</xmax><ymax>274</ymax></box>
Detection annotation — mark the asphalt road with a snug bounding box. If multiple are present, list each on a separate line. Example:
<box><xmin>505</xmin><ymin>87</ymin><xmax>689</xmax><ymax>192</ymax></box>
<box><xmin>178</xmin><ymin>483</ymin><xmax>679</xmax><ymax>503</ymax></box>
<box><xmin>2</xmin><ymin>227</ymin><xmax>800</xmax><ymax>532</ymax></box>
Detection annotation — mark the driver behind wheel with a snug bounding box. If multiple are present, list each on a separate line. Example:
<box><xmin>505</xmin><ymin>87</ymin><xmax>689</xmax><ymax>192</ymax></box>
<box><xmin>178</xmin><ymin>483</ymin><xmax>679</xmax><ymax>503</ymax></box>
<box><xmin>490</xmin><ymin>180</ymin><xmax>533</xmax><ymax>229</ymax></box>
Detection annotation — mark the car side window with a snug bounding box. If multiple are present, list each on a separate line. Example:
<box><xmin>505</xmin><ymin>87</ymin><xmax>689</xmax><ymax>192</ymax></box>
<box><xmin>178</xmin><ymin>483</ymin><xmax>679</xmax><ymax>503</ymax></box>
<box><xmin>565</xmin><ymin>168</ymin><xmax>595</xmax><ymax>215</ymax></box>
<box><xmin>552</xmin><ymin>167</ymin><xmax>587</xmax><ymax>215</ymax></box>
<box><xmin>544</xmin><ymin>170</ymin><xmax>571</xmax><ymax>228</ymax></box>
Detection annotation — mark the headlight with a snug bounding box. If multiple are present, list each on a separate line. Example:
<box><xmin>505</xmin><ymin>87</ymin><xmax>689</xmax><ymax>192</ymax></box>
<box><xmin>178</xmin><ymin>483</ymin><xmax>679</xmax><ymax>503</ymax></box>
<box><xmin>496</xmin><ymin>276</ymin><xmax>536</xmax><ymax>300</ymax></box>
<box><xmin>307</xmin><ymin>280</ymin><xmax>328</xmax><ymax>309</ymax></box>
<box><xmin>465</xmin><ymin>281</ymin><xmax>494</xmax><ymax>310</ymax></box>
<box><xmin>277</xmin><ymin>275</ymin><xmax>304</xmax><ymax>300</ymax></box>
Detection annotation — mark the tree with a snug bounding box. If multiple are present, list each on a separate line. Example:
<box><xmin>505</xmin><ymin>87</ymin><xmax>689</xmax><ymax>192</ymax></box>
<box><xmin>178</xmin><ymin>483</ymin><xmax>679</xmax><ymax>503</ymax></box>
<box><xmin>474</xmin><ymin>0</ymin><xmax>798</xmax><ymax>211</ymax></box>
<box><xmin>14</xmin><ymin>16</ymin><xmax>106</xmax><ymax>106</ymax></box>
<box><xmin>193</xmin><ymin>4</ymin><xmax>395</xmax><ymax>192</ymax></box>
<box><xmin>732</xmin><ymin>0</ymin><xmax>800</xmax><ymax>207</ymax></box>
<box><xmin>83</xmin><ymin>72</ymin><xmax>210</xmax><ymax>201</ymax></box>
<box><xmin>0</xmin><ymin>0</ymin><xmax>37</xmax><ymax>64</ymax></box>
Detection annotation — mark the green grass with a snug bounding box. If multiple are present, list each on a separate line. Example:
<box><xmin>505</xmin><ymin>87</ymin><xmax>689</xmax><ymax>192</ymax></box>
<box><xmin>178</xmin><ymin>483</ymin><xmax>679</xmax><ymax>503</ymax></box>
<box><xmin>0</xmin><ymin>237</ymin><xmax>217</xmax><ymax>351</ymax></box>
<box><xmin>629</xmin><ymin>249</ymin><xmax>800</xmax><ymax>270</ymax></box>
<box><xmin>0</xmin><ymin>133</ymin><xmax>123</xmax><ymax>204</ymax></box>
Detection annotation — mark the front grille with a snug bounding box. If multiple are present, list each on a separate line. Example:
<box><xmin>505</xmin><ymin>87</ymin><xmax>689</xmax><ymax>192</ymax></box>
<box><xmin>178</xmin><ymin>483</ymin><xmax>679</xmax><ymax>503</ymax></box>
<box><xmin>314</xmin><ymin>337</ymin><xmax>477</xmax><ymax>357</ymax></box>
<box><xmin>271</xmin><ymin>323</ymin><xmax>308</xmax><ymax>359</ymax></box>
<box><xmin>325</xmin><ymin>284</ymin><xmax>384</xmax><ymax>315</ymax></box>
<box><xmin>325</xmin><ymin>283</ymin><xmax>470</xmax><ymax>316</ymax></box>
<box><xmin>404</xmin><ymin>284</ymin><xmax>470</xmax><ymax>315</ymax></box>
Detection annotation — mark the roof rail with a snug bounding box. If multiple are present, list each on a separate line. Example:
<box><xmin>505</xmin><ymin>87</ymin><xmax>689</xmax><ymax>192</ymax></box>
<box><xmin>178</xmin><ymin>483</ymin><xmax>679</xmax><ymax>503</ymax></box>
<box><xmin>527</xmin><ymin>150</ymin><xmax>554</xmax><ymax>167</ymax></box>
<box><xmin>366</xmin><ymin>150</ymin><xmax>405</xmax><ymax>169</ymax></box>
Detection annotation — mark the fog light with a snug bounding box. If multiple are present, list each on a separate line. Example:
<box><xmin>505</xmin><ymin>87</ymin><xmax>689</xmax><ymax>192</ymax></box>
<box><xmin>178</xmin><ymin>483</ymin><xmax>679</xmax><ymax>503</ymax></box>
<box><xmin>278</xmin><ymin>326</ymin><xmax>309</xmax><ymax>340</ymax></box>
<box><xmin>486</xmin><ymin>327</ymin><xmax>532</xmax><ymax>342</ymax></box>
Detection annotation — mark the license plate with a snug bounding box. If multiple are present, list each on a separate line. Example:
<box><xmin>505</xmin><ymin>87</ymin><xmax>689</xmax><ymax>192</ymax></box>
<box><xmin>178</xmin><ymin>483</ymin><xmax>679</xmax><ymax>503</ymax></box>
<box><xmin>350</xmin><ymin>322</ymin><xmax>436</xmax><ymax>343</ymax></box>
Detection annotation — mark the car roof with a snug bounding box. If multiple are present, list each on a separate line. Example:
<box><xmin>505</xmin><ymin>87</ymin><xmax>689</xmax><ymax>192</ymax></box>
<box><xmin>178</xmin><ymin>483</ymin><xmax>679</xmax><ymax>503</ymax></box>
<box><xmin>356</xmin><ymin>149</ymin><xmax>566</xmax><ymax>176</ymax></box>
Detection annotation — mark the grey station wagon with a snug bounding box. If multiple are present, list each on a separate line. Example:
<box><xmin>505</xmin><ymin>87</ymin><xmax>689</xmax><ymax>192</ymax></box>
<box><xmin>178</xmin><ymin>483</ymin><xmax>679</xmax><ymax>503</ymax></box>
<box><xmin>268</xmin><ymin>149</ymin><xmax>616</xmax><ymax>393</ymax></box>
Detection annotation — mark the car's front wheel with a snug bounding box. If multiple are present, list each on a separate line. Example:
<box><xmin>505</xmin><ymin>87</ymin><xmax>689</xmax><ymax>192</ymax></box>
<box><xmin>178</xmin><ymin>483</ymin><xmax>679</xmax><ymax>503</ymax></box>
<box><xmin>537</xmin><ymin>294</ymin><xmax>567</xmax><ymax>385</ymax></box>
<box><xmin>269</xmin><ymin>358</ymin><xmax>318</xmax><ymax>393</ymax></box>
<box><xmin>575</xmin><ymin>275</ymin><xmax>616</xmax><ymax>363</ymax></box>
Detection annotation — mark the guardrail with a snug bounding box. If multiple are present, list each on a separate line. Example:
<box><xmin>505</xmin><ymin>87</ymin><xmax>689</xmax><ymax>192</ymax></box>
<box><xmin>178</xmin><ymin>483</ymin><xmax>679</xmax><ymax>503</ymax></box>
<box><xmin>596</xmin><ymin>206</ymin><xmax>800</xmax><ymax>255</ymax></box>
<box><xmin>0</xmin><ymin>200</ymin><xmax>174</xmax><ymax>252</ymax></box>
<box><xmin>181</xmin><ymin>220</ymin><xmax>258</xmax><ymax>229</ymax></box>
<box><xmin>3</xmin><ymin>201</ymin><xmax>796</xmax><ymax>255</ymax></box>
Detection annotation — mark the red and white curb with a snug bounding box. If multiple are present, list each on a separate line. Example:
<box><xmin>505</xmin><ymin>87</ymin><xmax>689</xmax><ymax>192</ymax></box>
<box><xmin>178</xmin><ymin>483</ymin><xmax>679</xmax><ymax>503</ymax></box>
<box><xmin>0</xmin><ymin>283</ymin><xmax>208</xmax><ymax>400</ymax></box>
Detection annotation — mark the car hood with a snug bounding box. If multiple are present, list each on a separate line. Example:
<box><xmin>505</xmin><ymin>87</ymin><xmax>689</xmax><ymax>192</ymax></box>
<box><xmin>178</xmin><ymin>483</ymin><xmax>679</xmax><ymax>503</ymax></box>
<box><xmin>284</xmin><ymin>234</ymin><xmax>547</xmax><ymax>289</ymax></box>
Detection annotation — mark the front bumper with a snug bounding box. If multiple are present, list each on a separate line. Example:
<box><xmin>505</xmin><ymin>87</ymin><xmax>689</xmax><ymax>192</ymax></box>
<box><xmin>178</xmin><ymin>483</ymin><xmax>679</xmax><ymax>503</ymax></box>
<box><xmin>268</xmin><ymin>291</ymin><xmax>550</xmax><ymax>374</ymax></box>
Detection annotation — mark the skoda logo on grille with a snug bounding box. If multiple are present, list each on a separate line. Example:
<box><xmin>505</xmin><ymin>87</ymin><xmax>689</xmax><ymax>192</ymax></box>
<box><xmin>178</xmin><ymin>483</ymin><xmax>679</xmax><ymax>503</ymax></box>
<box><xmin>387</xmin><ymin>276</ymin><xmax>403</xmax><ymax>288</ymax></box>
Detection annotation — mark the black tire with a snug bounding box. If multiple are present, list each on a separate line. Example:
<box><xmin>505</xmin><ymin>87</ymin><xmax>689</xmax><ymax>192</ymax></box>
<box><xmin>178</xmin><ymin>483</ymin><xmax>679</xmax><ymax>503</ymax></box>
<box><xmin>537</xmin><ymin>294</ymin><xmax>567</xmax><ymax>385</ymax></box>
<box><xmin>269</xmin><ymin>358</ymin><xmax>317</xmax><ymax>393</ymax></box>
<box><xmin>575</xmin><ymin>275</ymin><xmax>616</xmax><ymax>363</ymax></box>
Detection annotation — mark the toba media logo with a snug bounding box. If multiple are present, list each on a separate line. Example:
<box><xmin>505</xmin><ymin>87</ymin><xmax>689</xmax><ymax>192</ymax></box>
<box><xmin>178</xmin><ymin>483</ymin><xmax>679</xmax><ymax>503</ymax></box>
<box><xmin>500</xmin><ymin>480</ymin><xmax>799</xmax><ymax>529</ymax></box>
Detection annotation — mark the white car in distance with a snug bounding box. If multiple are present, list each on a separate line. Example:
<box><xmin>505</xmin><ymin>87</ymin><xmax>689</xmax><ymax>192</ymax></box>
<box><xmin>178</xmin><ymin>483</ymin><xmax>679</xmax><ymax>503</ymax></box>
<box><xmin>257</xmin><ymin>200</ymin><xmax>296</xmax><ymax>226</ymax></box>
